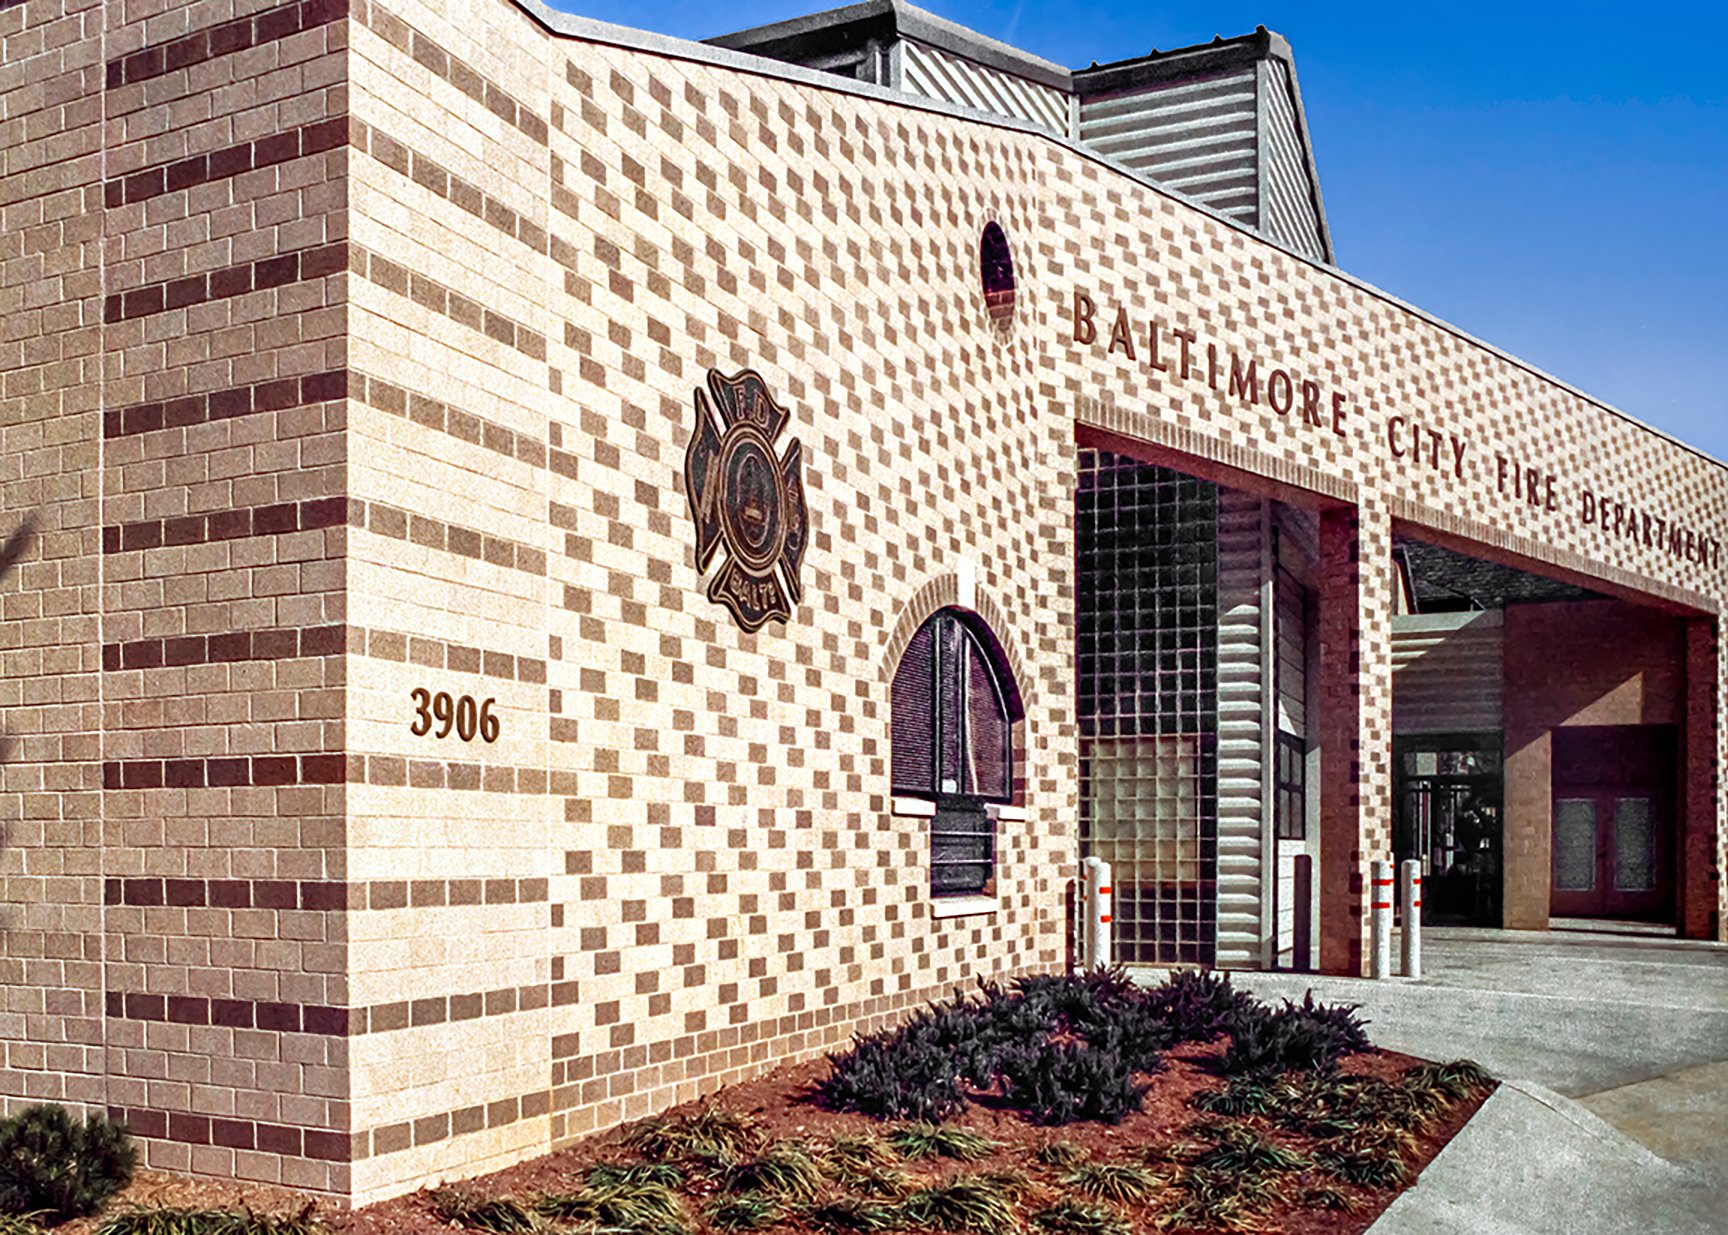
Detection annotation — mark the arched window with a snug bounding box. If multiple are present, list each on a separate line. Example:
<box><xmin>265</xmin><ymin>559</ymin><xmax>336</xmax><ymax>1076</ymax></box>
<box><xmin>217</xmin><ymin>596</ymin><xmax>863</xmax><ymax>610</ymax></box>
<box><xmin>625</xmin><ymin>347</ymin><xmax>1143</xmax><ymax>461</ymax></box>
<box><xmin>891</xmin><ymin>608</ymin><xmax>1023</xmax><ymax>895</ymax></box>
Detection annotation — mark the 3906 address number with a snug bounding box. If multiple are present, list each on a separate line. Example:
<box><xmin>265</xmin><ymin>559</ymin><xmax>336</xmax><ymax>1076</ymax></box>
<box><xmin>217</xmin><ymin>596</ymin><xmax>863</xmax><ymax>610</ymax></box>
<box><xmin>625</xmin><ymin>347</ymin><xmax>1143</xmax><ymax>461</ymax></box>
<box><xmin>410</xmin><ymin>689</ymin><xmax>499</xmax><ymax>743</ymax></box>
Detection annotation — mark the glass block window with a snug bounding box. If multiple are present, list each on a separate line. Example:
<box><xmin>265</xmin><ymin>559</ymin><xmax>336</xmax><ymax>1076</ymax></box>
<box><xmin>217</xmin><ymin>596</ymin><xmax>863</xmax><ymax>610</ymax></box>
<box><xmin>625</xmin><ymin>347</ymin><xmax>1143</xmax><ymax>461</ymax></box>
<box><xmin>891</xmin><ymin>609</ymin><xmax>1022</xmax><ymax>897</ymax></box>
<box><xmin>1077</xmin><ymin>451</ymin><xmax>1218</xmax><ymax>964</ymax></box>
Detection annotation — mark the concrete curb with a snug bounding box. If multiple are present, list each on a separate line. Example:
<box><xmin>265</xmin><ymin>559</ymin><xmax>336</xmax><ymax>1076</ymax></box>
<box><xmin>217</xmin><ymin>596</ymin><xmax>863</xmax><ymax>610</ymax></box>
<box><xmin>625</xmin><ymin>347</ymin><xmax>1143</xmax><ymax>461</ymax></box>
<box><xmin>1368</xmin><ymin>1079</ymin><xmax>1720</xmax><ymax>1235</ymax></box>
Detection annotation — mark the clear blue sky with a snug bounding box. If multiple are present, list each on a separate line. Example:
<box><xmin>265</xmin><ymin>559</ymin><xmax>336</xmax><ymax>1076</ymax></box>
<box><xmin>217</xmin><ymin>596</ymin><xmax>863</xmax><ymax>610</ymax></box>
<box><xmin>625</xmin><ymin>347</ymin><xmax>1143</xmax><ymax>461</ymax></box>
<box><xmin>553</xmin><ymin>1</ymin><xmax>1728</xmax><ymax>462</ymax></box>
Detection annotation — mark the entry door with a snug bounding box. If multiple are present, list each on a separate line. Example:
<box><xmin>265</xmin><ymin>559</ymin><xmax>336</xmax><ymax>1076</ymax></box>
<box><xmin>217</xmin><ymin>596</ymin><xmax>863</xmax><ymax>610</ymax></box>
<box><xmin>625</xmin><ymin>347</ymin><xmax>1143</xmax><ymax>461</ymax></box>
<box><xmin>1551</xmin><ymin>790</ymin><xmax>1668</xmax><ymax>919</ymax></box>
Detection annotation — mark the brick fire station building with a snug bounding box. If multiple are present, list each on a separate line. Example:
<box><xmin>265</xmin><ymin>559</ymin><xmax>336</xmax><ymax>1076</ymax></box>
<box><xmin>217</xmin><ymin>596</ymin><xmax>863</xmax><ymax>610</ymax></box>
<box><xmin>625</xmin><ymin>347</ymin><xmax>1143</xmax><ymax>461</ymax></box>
<box><xmin>1</xmin><ymin>0</ymin><xmax>1722</xmax><ymax>1204</ymax></box>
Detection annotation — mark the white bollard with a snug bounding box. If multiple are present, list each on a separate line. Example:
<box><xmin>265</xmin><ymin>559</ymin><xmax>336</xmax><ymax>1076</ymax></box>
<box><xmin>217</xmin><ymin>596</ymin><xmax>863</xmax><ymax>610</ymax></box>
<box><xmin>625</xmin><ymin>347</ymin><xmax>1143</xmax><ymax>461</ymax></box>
<box><xmin>1400</xmin><ymin>859</ymin><xmax>1423</xmax><ymax>980</ymax></box>
<box><xmin>1371</xmin><ymin>859</ymin><xmax>1394</xmax><ymax>979</ymax></box>
<box><xmin>1083</xmin><ymin>856</ymin><xmax>1113</xmax><ymax>970</ymax></box>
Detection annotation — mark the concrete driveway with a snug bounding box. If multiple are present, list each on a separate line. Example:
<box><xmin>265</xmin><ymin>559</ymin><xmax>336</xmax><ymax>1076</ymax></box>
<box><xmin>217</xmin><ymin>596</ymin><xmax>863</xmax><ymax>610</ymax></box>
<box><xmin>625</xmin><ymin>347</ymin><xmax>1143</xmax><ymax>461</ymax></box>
<box><xmin>1141</xmin><ymin>925</ymin><xmax>1728</xmax><ymax>1233</ymax></box>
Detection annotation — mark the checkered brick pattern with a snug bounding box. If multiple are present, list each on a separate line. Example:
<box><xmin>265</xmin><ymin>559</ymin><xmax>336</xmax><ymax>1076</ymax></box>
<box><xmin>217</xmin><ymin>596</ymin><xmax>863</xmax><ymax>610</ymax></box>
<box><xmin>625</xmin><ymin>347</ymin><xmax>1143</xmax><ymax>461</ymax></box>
<box><xmin>0</xmin><ymin>0</ymin><xmax>1723</xmax><ymax>1207</ymax></box>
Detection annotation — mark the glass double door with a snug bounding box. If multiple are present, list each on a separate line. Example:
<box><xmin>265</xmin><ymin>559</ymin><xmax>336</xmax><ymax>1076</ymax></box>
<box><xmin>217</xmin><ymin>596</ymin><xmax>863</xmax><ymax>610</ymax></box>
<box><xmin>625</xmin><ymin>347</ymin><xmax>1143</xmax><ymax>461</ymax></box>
<box><xmin>1550</xmin><ymin>725</ymin><xmax>1676</xmax><ymax>922</ymax></box>
<box><xmin>1551</xmin><ymin>791</ymin><xmax>1667</xmax><ymax>919</ymax></box>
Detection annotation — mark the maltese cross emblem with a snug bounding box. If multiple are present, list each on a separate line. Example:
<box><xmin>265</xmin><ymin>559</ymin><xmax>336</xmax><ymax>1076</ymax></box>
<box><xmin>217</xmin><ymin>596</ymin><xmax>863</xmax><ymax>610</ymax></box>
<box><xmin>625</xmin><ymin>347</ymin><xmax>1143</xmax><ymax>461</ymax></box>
<box><xmin>686</xmin><ymin>368</ymin><xmax>808</xmax><ymax>633</ymax></box>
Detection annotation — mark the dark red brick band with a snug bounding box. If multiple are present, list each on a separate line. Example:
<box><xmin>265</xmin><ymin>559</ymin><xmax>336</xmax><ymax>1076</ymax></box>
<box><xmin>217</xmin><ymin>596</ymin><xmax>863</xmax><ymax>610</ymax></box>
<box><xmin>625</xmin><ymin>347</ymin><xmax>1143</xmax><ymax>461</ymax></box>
<box><xmin>105</xmin><ymin>117</ymin><xmax>348</xmax><ymax>208</ymax></box>
<box><xmin>100</xmin><ymin>496</ymin><xmax>349</xmax><ymax>554</ymax></box>
<box><xmin>103</xmin><ymin>875</ymin><xmax>549</xmax><ymax>911</ymax></box>
<box><xmin>103</xmin><ymin>369</ymin><xmax>346</xmax><ymax>439</ymax></box>
<box><xmin>101</xmin><ymin>754</ymin><xmax>344</xmax><ymax>790</ymax></box>
<box><xmin>107</xmin><ymin>1105</ymin><xmax>350</xmax><ymax>1163</ymax></box>
<box><xmin>102</xmin><ymin>624</ymin><xmax>345</xmax><ymax>672</ymax></box>
<box><xmin>105</xmin><ymin>0</ymin><xmax>349</xmax><ymax>90</ymax></box>
<box><xmin>103</xmin><ymin>242</ymin><xmax>346</xmax><ymax>324</ymax></box>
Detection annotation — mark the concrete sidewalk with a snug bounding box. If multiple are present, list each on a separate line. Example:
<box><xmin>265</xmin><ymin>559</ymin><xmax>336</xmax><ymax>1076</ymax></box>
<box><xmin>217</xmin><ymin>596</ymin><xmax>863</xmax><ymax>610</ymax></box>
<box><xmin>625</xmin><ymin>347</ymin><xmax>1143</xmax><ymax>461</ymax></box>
<box><xmin>1145</xmin><ymin>926</ymin><xmax>1728</xmax><ymax>1234</ymax></box>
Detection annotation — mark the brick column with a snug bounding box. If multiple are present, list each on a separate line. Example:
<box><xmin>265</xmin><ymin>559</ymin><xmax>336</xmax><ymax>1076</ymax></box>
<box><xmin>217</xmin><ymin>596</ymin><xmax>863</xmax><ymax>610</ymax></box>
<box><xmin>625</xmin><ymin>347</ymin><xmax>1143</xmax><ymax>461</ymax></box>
<box><xmin>1680</xmin><ymin>618</ymin><xmax>1723</xmax><ymax>940</ymax></box>
<box><xmin>1316</xmin><ymin>505</ymin><xmax>1394</xmax><ymax>974</ymax></box>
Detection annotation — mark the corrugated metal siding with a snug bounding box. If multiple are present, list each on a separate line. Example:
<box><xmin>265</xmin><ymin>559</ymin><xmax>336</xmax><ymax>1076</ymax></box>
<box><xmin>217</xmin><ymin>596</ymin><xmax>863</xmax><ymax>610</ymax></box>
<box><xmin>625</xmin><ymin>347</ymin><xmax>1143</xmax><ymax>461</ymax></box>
<box><xmin>1391</xmin><ymin>612</ymin><xmax>1505</xmax><ymax>734</ymax></box>
<box><xmin>901</xmin><ymin>40</ymin><xmax>1071</xmax><ymax>137</ymax></box>
<box><xmin>1215</xmin><ymin>489</ymin><xmax>1270</xmax><ymax>968</ymax></box>
<box><xmin>1078</xmin><ymin>68</ymin><xmax>1258</xmax><ymax>223</ymax></box>
<box><xmin>1257</xmin><ymin>59</ymin><xmax>1325</xmax><ymax>262</ymax></box>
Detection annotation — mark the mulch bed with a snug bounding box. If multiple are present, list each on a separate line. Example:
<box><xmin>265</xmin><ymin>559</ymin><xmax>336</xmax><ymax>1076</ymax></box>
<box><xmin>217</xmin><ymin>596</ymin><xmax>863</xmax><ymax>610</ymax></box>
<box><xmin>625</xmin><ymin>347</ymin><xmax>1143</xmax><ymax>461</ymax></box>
<box><xmin>64</xmin><ymin>1041</ymin><xmax>1490</xmax><ymax>1235</ymax></box>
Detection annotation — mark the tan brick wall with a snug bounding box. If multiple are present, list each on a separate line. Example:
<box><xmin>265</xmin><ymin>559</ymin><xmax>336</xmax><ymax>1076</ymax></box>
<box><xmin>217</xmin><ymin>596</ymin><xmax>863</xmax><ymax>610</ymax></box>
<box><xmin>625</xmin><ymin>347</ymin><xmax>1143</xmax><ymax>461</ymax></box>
<box><xmin>0</xmin><ymin>0</ymin><xmax>1723</xmax><ymax>1206</ymax></box>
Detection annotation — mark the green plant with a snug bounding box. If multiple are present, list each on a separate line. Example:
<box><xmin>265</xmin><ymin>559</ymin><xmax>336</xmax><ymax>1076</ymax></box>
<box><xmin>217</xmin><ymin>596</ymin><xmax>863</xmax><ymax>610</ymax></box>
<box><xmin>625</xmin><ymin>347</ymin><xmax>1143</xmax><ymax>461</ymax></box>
<box><xmin>536</xmin><ymin>1178</ymin><xmax>687</xmax><ymax>1232</ymax></box>
<box><xmin>703</xmin><ymin>1194</ymin><xmax>782</xmax><ymax>1232</ymax></box>
<box><xmin>0</xmin><ymin>1105</ymin><xmax>136</xmax><ymax>1224</ymax></box>
<box><xmin>1402</xmin><ymin>1060</ymin><xmax>1494</xmax><ymax>1101</ymax></box>
<box><xmin>1059</xmin><ymin>1162</ymin><xmax>1160</xmax><ymax>1205</ymax></box>
<box><xmin>902</xmin><ymin>1176</ymin><xmax>1020</xmax><ymax>1233</ymax></box>
<box><xmin>824</xmin><ymin>1134</ymin><xmax>898</xmax><ymax>1173</ymax></box>
<box><xmin>1187</xmin><ymin>1122</ymin><xmax>1311</xmax><ymax>1179</ymax></box>
<box><xmin>803</xmin><ymin>1196</ymin><xmax>906</xmax><ymax>1232</ymax></box>
<box><xmin>1030</xmin><ymin>1199</ymin><xmax>1131</xmax><ymax>1235</ymax></box>
<box><xmin>886</xmin><ymin>1124</ymin><xmax>996</xmax><ymax>1161</ymax></box>
<box><xmin>1032</xmin><ymin>1139</ymin><xmax>1087</xmax><ymax>1169</ymax></box>
<box><xmin>721</xmin><ymin>1141</ymin><xmax>825</xmax><ymax>1199</ymax></box>
<box><xmin>1316</xmin><ymin>1124</ymin><xmax>1413</xmax><ymax>1189</ymax></box>
<box><xmin>1191</xmin><ymin>1074</ymin><xmax>1277</xmax><ymax>1117</ymax></box>
<box><xmin>617</xmin><ymin>1107</ymin><xmax>761</xmax><ymax>1170</ymax></box>
<box><xmin>1298</xmin><ymin>1184</ymin><xmax>1357</xmax><ymax>1212</ymax></box>
<box><xmin>428</xmin><ymin>1191</ymin><xmax>542</xmax><ymax>1233</ymax></box>
<box><xmin>1155</xmin><ymin>1166</ymin><xmax>1281</xmax><ymax>1232</ymax></box>
<box><xmin>94</xmin><ymin>1209</ymin><xmax>319</xmax><ymax>1235</ymax></box>
<box><xmin>586</xmin><ymin>1161</ymin><xmax>685</xmax><ymax>1189</ymax></box>
<box><xmin>997</xmin><ymin>1040</ymin><xmax>1146</xmax><ymax>1125</ymax></box>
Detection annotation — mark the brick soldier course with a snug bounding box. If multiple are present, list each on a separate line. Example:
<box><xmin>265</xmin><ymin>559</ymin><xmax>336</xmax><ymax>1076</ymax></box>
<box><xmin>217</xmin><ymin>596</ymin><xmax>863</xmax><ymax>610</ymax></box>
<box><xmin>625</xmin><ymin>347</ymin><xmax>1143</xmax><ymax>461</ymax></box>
<box><xmin>1</xmin><ymin>0</ymin><xmax>1722</xmax><ymax>1206</ymax></box>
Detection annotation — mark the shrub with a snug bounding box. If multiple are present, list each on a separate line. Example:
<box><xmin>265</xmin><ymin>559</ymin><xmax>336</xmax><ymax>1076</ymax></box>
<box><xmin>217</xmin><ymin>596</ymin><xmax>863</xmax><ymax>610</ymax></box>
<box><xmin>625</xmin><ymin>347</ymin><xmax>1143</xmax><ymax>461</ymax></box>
<box><xmin>0</xmin><ymin>1105</ymin><xmax>136</xmax><ymax>1225</ymax></box>
<box><xmin>997</xmin><ymin>1040</ymin><xmax>1146</xmax><ymax>1126</ymax></box>
<box><xmin>1216</xmin><ymin>993</ymin><xmax>1368</xmax><ymax>1076</ymax></box>
<box><xmin>1142</xmin><ymin>969</ymin><xmax>1256</xmax><ymax>1044</ymax></box>
<box><xmin>818</xmin><ymin>1033</ymin><xmax>969</xmax><ymax>1123</ymax></box>
<box><xmin>1187</xmin><ymin>1121</ymin><xmax>1311</xmax><ymax>1179</ymax></box>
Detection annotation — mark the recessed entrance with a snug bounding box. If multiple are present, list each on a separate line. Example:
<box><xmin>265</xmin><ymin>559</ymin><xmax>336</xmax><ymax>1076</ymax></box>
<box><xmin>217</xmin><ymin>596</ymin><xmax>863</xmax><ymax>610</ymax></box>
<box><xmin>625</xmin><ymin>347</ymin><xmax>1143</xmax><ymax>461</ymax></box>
<box><xmin>1551</xmin><ymin>726</ymin><xmax>1676</xmax><ymax>921</ymax></box>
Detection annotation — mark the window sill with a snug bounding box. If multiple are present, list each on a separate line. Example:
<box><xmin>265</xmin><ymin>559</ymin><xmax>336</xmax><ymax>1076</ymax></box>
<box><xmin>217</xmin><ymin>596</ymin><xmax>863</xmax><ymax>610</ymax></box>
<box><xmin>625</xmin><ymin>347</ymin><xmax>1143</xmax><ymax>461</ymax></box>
<box><xmin>891</xmin><ymin>796</ymin><xmax>937</xmax><ymax>818</ymax></box>
<box><xmin>930</xmin><ymin>895</ymin><xmax>999</xmax><ymax>920</ymax></box>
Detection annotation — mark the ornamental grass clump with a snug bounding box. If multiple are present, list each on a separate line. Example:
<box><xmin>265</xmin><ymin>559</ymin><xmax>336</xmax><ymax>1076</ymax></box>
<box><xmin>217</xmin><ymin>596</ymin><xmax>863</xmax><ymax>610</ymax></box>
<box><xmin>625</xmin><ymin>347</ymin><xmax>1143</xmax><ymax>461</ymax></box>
<box><xmin>720</xmin><ymin>1141</ymin><xmax>826</xmax><ymax>1200</ymax></box>
<box><xmin>94</xmin><ymin>1208</ymin><xmax>320</xmax><ymax>1235</ymax></box>
<box><xmin>702</xmin><ymin>1194</ymin><xmax>783</xmax><ymax>1233</ymax></box>
<box><xmin>535</xmin><ymin>1176</ymin><xmax>688</xmax><ymax>1234</ymax></box>
<box><xmin>901</xmin><ymin>1175</ymin><xmax>1020</xmax><ymax>1233</ymax></box>
<box><xmin>0</xmin><ymin>1104</ymin><xmax>136</xmax><ymax>1226</ymax></box>
<box><xmin>885</xmin><ymin>1124</ymin><xmax>996</xmax><ymax>1162</ymax></box>
<box><xmin>1060</xmin><ymin>1161</ymin><xmax>1162</xmax><ymax>1205</ymax></box>
<box><xmin>803</xmin><ymin>1196</ymin><xmax>906</xmax><ymax>1232</ymax></box>
<box><xmin>1030</xmin><ymin>1198</ymin><xmax>1133</xmax><ymax>1235</ymax></box>
<box><xmin>427</xmin><ymin>1191</ymin><xmax>541</xmax><ymax>1233</ymax></box>
<box><xmin>617</xmin><ymin>1107</ymin><xmax>762</xmax><ymax>1174</ymax></box>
